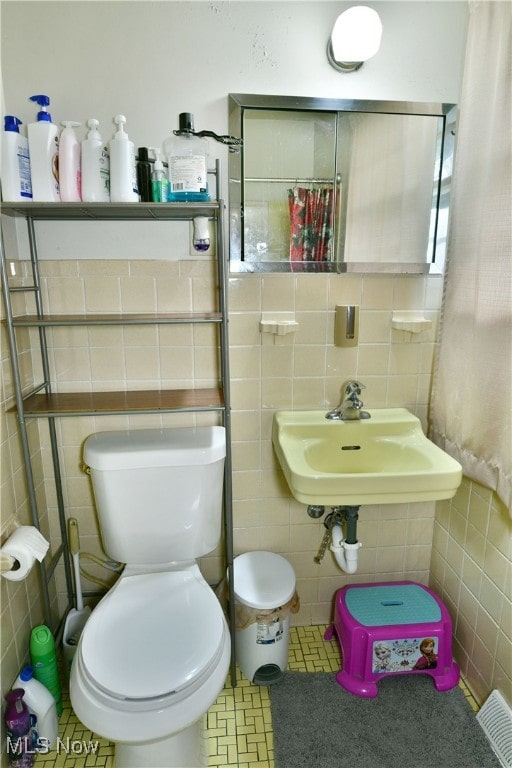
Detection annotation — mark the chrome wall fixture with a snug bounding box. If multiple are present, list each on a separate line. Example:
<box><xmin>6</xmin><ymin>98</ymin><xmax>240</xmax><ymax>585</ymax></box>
<box><xmin>327</xmin><ymin>5</ymin><xmax>382</xmax><ymax>72</ymax></box>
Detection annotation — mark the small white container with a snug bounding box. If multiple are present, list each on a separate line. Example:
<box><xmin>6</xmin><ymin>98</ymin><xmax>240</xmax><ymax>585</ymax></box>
<box><xmin>1</xmin><ymin>115</ymin><xmax>32</xmax><ymax>201</ymax></box>
<box><xmin>14</xmin><ymin>665</ymin><xmax>58</xmax><ymax>750</ymax></box>
<box><xmin>109</xmin><ymin>114</ymin><xmax>138</xmax><ymax>202</ymax></box>
<box><xmin>27</xmin><ymin>94</ymin><xmax>60</xmax><ymax>201</ymax></box>
<box><xmin>59</xmin><ymin>121</ymin><xmax>81</xmax><ymax>202</ymax></box>
<box><xmin>81</xmin><ymin>119</ymin><xmax>110</xmax><ymax>202</ymax></box>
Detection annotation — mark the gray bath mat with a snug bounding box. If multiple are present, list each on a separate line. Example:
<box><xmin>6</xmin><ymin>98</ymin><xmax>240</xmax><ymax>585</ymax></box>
<box><xmin>271</xmin><ymin>672</ymin><xmax>501</xmax><ymax>768</ymax></box>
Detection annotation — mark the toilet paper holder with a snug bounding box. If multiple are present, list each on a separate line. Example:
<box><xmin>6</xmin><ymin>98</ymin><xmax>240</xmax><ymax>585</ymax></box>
<box><xmin>0</xmin><ymin>552</ymin><xmax>18</xmax><ymax>574</ymax></box>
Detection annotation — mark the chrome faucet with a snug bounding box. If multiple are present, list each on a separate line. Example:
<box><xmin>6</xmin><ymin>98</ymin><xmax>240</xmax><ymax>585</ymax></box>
<box><xmin>325</xmin><ymin>380</ymin><xmax>371</xmax><ymax>421</ymax></box>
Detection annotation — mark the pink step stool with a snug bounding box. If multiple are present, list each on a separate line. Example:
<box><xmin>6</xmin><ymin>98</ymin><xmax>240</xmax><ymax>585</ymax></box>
<box><xmin>324</xmin><ymin>581</ymin><xmax>459</xmax><ymax>698</ymax></box>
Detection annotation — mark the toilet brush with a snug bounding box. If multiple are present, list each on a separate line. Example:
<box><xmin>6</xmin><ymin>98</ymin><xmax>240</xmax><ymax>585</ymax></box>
<box><xmin>63</xmin><ymin>518</ymin><xmax>91</xmax><ymax>670</ymax></box>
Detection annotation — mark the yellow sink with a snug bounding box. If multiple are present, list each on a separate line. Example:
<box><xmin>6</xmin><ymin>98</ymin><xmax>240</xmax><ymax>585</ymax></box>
<box><xmin>272</xmin><ymin>409</ymin><xmax>462</xmax><ymax>506</ymax></box>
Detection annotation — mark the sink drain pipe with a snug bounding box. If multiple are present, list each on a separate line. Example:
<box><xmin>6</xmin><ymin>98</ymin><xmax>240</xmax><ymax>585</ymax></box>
<box><xmin>331</xmin><ymin>506</ymin><xmax>362</xmax><ymax>574</ymax></box>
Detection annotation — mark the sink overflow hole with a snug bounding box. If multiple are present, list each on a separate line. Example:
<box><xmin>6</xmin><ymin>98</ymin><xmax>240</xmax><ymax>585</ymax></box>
<box><xmin>341</xmin><ymin>445</ymin><xmax>361</xmax><ymax>451</ymax></box>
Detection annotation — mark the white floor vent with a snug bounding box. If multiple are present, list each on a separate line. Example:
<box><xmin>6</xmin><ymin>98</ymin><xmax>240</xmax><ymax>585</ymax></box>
<box><xmin>476</xmin><ymin>689</ymin><xmax>512</xmax><ymax>768</ymax></box>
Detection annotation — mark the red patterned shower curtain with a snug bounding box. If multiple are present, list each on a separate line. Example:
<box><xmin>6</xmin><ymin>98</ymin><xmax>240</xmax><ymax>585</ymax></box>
<box><xmin>288</xmin><ymin>186</ymin><xmax>334</xmax><ymax>262</ymax></box>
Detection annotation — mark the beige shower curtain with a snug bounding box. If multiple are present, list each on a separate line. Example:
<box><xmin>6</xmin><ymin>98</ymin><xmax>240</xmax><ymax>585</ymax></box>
<box><xmin>430</xmin><ymin>0</ymin><xmax>511</xmax><ymax>512</ymax></box>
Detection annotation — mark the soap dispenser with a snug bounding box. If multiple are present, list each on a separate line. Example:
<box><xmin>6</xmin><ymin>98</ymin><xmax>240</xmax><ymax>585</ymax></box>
<box><xmin>27</xmin><ymin>95</ymin><xmax>60</xmax><ymax>201</ymax></box>
<box><xmin>81</xmin><ymin>119</ymin><xmax>110</xmax><ymax>202</ymax></box>
<box><xmin>109</xmin><ymin>115</ymin><xmax>138</xmax><ymax>202</ymax></box>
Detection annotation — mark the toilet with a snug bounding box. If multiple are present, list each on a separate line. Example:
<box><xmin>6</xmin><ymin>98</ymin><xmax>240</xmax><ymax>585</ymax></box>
<box><xmin>70</xmin><ymin>427</ymin><xmax>231</xmax><ymax>768</ymax></box>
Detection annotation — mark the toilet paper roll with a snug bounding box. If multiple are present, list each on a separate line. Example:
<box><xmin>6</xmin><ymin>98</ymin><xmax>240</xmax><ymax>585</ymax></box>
<box><xmin>0</xmin><ymin>526</ymin><xmax>50</xmax><ymax>581</ymax></box>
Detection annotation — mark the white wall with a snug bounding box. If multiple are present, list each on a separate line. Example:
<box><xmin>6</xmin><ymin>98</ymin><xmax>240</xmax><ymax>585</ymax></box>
<box><xmin>2</xmin><ymin>0</ymin><xmax>468</xmax><ymax>222</ymax></box>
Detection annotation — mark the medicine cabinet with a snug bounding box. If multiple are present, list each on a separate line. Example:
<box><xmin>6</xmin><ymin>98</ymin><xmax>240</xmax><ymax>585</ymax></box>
<box><xmin>228</xmin><ymin>93</ymin><xmax>456</xmax><ymax>274</ymax></box>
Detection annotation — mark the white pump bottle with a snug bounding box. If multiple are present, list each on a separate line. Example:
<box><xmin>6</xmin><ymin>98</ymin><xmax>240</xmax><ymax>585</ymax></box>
<box><xmin>59</xmin><ymin>121</ymin><xmax>81</xmax><ymax>201</ymax></box>
<box><xmin>109</xmin><ymin>115</ymin><xmax>138</xmax><ymax>202</ymax></box>
<box><xmin>81</xmin><ymin>119</ymin><xmax>110</xmax><ymax>202</ymax></box>
<box><xmin>27</xmin><ymin>95</ymin><xmax>60</xmax><ymax>201</ymax></box>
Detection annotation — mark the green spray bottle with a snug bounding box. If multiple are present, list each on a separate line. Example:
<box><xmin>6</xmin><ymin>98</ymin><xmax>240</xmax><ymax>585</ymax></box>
<box><xmin>29</xmin><ymin>625</ymin><xmax>62</xmax><ymax>715</ymax></box>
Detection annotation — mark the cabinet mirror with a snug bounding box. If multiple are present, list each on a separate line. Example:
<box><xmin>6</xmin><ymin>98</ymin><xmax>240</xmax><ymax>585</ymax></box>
<box><xmin>228</xmin><ymin>94</ymin><xmax>456</xmax><ymax>274</ymax></box>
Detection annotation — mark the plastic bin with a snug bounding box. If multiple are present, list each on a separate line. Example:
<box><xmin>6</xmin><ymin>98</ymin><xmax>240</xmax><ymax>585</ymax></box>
<box><xmin>233</xmin><ymin>551</ymin><xmax>297</xmax><ymax>685</ymax></box>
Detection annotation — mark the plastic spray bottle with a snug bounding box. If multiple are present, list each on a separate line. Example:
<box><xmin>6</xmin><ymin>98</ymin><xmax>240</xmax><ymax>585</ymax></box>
<box><xmin>29</xmin><ymin>625</ymin><xmax>62</xmax><ymax>715</ymax></box>
<box><xmin>13</xmin><ymin>666</ymin><xmax>58</xmax><ymax>750</ymax></box>
<box><xmin>163</xmin><ymin>113</ymin><xmax>210</xmax><ymax>202</ymax></box>
<box><xmin>27</xmin><ymin>95</ymin><xmax>60</xmax><ymax>201</ymax></box>
<box><xmin>150</xmin><ymin>148</ymin><xmax>169</xmax><ymax>202</ymax></box>
<box><xmin>59</xmin><ymin>122</ymin><xmax>81</xmax><ymax>202</ymax></box>
<box><xmin>4</xmin><ymin>689</ymin><xmax>35</xmax><ymax>767</ymax></box>
<box><xmin>1</xmin><ymin>116</ymin><xmax>32</xmax><ymax>201</ymax></box>
<box><xmin>109</xmin><ymin>115</ymin><xmax>138</xmax><ymax>202</ymax></box>
<box><xmin>81</xmin><ymin>119</ymin><xmax>110</xmax><ymax>202</ymax></box>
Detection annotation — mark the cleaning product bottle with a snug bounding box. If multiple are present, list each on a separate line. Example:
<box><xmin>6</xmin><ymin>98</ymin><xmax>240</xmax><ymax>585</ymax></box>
<box><xmin>29</xmin><ymin>625</ymin><xmax>62</xmax><ymax>715</ymax></box>
<box><xmin>4</xmin><ymin>689</ymin><xmax>35</xmax><ymax>767</ymax></box>
<box><xmin>150</xmin><ymin>148</ymin><xmax>169</xmax><ymax>202</ymax></box>
<box><xmin>109</xmin><ymin>114</ymin><xmax>138</xmax><ymax>202</ymax></box>
<box><xmin>81</xmin><ymin>119</ymin><xmax>110</xmax><ymax>202</ymax></box>
<box><xmin>13</xmin><ymin>666</ymin><xmax>58</xmax><ymax>750</ymax></box>
<box><xmin>27</xmin><ymin>95</ymin><xmax>60</xmax><ymax>201</ymax></box>
<box><xmin>1</xmin><ymin>116</ymin><xmax>32</xmax><ymax>201</ymax></box>
<box><xmin>136</xmin><ymin>147</ymin><xmax>152</xmax><ymax>202</ymax></box>
<box><xmin>163</xmin><ymin>113</ymin><xmax>210</xmax><ymax>202</ymax></box>
<box><xmin>59</xmin><ymin>121</ymin><xmax>81</xmax><ymax>202</ymax></box>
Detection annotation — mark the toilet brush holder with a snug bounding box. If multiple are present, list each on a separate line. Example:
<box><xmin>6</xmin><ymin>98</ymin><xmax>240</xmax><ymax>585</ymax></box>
<box><xmin>63</xmin><ymin>519</ymin><xmax>91</xmax><ymax>672</ymax></box>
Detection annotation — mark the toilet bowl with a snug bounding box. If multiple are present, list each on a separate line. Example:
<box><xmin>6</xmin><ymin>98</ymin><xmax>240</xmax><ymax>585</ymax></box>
<box><xmin>71</xmin><ymin>565</ymin><xmax>230</xmax><ymax>766</ymax></box>
<box><xmin>69</xmin><ymin>427</ymin><xmax>230</xmax><ymax>768</ymax></box>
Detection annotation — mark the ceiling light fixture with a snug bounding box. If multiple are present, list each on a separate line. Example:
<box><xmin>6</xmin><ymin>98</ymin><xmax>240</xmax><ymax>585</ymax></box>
<box><xmin>327</xmin><ymin>6</ymin><xmax>383</xmax><ymax>73</ymax></box>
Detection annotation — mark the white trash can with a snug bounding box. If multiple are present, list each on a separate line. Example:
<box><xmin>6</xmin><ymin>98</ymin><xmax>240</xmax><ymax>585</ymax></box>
<box><xmin>233</xmin><ymin>551</ymin><xmax>297</xmax><ymax>685</ymax></box>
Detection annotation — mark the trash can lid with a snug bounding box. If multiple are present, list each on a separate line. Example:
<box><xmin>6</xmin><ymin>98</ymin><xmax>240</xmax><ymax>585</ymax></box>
<box><xmin>233</xmin><ymin>551</ymin><xmax>296</xmax><ymax>609</ymax></box>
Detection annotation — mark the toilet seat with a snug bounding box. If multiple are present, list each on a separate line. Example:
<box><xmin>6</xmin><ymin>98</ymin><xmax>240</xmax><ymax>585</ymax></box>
<box><xmin>80</xmin><ymin>570</ymin><xmax>225</xmax><ymax>701</ymax></box>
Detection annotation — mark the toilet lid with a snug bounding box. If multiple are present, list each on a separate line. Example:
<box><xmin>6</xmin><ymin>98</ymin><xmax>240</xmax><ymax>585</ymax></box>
<box><xmin>80</xmin><ymin>571</ymin><xmax>225</xmax><ymax>700</ymax></box>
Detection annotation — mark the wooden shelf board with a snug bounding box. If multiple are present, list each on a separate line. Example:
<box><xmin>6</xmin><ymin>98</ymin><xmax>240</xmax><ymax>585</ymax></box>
<box><xmin>15</xmin><ymin>388</ymin><xmax>224</xmax><ymax>416</ymax></box>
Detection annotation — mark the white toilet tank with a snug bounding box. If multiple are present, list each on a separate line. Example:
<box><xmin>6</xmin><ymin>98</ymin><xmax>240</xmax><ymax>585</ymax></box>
<box><xmin>83</xmin><ymin>427</ymin><xmax>226</xmax><ymax>564</ymax></box>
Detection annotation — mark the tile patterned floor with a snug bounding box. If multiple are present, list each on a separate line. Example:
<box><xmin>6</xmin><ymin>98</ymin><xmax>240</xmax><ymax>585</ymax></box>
<box><xmin>36</xmin><ymin>625</ymin><xmax>478</xmax><ymax>768</ymax></box>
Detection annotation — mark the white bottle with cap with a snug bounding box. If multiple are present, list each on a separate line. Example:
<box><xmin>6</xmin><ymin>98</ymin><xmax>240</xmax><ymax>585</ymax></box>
<box><xmin>109</xmin><ymin>114</ymin><xmax>138</xmax><ymax>202</ymax></box>
<box><xmin>1</xmin><ymin>116</ymin><xmax>32</xmax><ymax>201</ymax></box>
<box><xmin>59</xmin><ymin>121</ymin><xmax>81</xmax><ymax>201</ymax></box>
<box><xmin>27</xmin><ymin>94</ymin><xmax>60</xmax><ymax>201</ymax></box>
<box><xmin>81</xmin><ymin>119</ymin><xmax>110</xmax><ymax>202</ymax></box>
<box><xmin>13</xmin><ymin>665</ymin><xmax>58</xmax><ymax>750</ymax></box>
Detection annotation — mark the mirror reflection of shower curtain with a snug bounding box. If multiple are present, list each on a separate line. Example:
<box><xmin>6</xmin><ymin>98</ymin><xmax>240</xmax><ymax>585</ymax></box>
<box><xmin>288</xmin><ymin>187</ymin><xmax>333</xmax><ymax>262</ymax></box>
